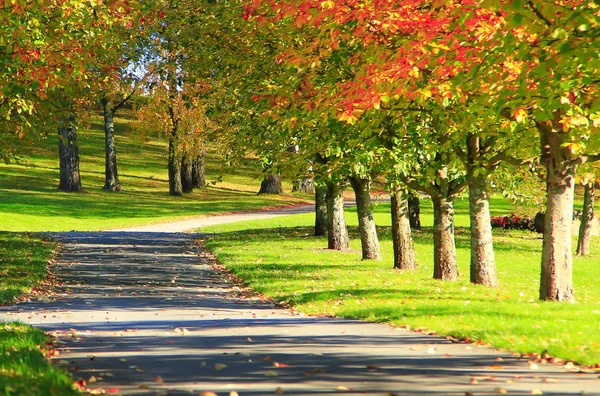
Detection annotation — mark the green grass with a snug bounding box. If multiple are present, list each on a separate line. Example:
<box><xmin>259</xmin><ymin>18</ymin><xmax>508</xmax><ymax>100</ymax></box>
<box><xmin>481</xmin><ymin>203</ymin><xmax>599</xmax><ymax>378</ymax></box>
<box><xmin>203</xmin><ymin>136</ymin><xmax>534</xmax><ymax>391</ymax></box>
<box><xmin>203</xmin><ymin>198</ymin><xmax>600</xmax><ymax>366</ymax></box>
<box><xmin>0</xmin><ymin>232</ymin><xmax>56</xmax><ymax>305</ymax></box>
<box><xmin>0</xmin><ymin>233</ymin><xmax>77</xmax><ymax>395</ymax></box>
<box><xmin>0</xmin><ymin>322</ymin><xmax>78</xmax><ymax>396</ymax></box>
<box><xmin>0</xmin><ymin>112</ymin><xmax>309</xmax><ymax>232</ymax></box>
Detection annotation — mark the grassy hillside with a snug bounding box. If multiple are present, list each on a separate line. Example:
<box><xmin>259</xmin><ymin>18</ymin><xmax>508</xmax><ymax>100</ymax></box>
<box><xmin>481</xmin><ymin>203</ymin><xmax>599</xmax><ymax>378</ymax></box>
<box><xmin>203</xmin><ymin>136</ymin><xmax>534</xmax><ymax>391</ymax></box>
<box><xmin>0</xmin><ymin>112</ymin><xmax>308</xmax><ymax>232</ymax></box>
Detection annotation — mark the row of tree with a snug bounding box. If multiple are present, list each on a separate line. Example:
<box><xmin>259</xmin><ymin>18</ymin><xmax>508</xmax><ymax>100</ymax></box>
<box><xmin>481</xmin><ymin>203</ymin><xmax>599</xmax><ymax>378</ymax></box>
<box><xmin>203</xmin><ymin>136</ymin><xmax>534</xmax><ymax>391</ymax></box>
<box><xmin>1</xmin><ymin>1</ymin><xmax>598</xmax><ymax>303</ymax></box>
<box><xmin>227</xmin><ymin>0</ymin><xmax>600</xmax><ymax>302</ymax></box>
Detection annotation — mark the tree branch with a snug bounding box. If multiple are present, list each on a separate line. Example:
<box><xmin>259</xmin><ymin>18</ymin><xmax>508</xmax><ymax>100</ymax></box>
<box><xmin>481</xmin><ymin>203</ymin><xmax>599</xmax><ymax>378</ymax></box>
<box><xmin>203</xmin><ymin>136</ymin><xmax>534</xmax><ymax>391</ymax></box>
<box><xmin>526</xmin><ymin>0</ymin><xmax>552</xmax><ymax>27</ymax></box>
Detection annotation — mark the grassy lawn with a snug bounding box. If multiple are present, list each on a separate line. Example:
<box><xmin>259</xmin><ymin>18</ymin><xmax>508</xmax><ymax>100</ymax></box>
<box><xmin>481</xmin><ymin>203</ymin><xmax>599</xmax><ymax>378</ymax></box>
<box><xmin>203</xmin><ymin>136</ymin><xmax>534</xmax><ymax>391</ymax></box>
<box><xmin>0</xmin><ymin>112</ymin><xmax>308</xmax><ymax>232</ymax></box>
<box><xmin>203</xmin><ymin>197</ymin><xmax>600</xmax><ymax>366</ymax></box>
<box><xmin>0</xmin><ymin>233</ymin><xmax>78</xmax><ymax>395</ymax></box>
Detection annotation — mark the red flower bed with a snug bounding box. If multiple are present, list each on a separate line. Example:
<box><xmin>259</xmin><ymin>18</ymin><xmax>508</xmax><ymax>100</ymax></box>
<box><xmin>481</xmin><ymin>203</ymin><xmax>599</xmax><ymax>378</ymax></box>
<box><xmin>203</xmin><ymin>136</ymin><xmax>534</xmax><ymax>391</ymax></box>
<box><xmin>490</xmin><ymin>213</ymin><xmax>535</xmax><ymax>231</ymax></box>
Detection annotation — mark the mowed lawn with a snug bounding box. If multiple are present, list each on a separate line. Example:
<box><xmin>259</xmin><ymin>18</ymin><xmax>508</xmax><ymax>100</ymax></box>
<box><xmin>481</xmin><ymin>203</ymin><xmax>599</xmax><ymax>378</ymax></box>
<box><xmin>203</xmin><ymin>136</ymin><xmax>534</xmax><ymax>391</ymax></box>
<box><xmin>203</xmin><ymin>197</ymin><xmax>600</xmax><ymax>366</ymax></box>
<box><xmin>0</xmin><ymin>112</ymin><xmax>308</xmax><ymax>232</ymax></box>
<box><xmin>0</xmin><ymin>233</ymin><xmax>78</xmax><ymax>395</ymax></box>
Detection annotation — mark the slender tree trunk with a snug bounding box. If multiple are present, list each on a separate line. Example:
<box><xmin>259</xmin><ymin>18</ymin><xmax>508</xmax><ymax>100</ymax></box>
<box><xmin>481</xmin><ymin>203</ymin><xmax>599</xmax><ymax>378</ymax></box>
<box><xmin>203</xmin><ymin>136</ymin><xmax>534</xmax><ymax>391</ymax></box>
<box><xmin>431</xmin><ymin>194</ymin><xmax>458</xmax><ymax>281</ymax></box>
<box><xmin>349</xmin><ymin>176</ymin><xmax>381</xmax><ymax>260</ymax></box>
<box><xmin>293</xmin><ymin>178</ymin><xmax>315</xmax><ymax>194</ymax></box>
<box><xmin>168</xmin><ymin>138</ymin><xmax>183</xmax><ymax>196</ymax></box>
<box><xmin>258</xmin><ymin>174</ymin><xmax>283</xmax><ymax>194</ymax></box>
<box><xmin>538</xmin><ymin>117</ymin><xmax>575</xmax><ymax>302</ymax></box>
<box><xmin>101</xmin><ymin>98</ymin><xmax>120</xmax><ymax>192</ymax></box>
<box><xmin>466</xmin><ymin>134</ymin><xmax>497</xmax><ymax>286</ymax></box>
<box><xmin>315</xmin><ymin>183</ymin><xmax>328</xmax><ymax>236</ymax></box>
<box><xmin>391</xmin><ymin>186</ymin><xmax>417</xmax><ymax>270</ymax></box>
<box><xmin>58</xmin><ymin>117</ymin><xmax>82</xmax><ymax>192</ymax></box>
<box><xmin>192</xmin><ymin>149</ymin><xmax>206</xmax><ymax>189</ymax></box>
<box><xmin>577</xmin><ymin>183</ymin><xmax>595</xmax><ymax>256</ymax></box>
<box><xmin>181</xmin><ymin>154</ymin><xmax>194</xmax><ymax>193</ymax></box>
<box><xmin>408</xmin><ymin>192</ymin><xmax>421</xmax><ymax>230</ymax></box>
<box><xmin>326</xmin><ymin>180</ymin><xmax>350</xmax><ymax>251</ymax></box>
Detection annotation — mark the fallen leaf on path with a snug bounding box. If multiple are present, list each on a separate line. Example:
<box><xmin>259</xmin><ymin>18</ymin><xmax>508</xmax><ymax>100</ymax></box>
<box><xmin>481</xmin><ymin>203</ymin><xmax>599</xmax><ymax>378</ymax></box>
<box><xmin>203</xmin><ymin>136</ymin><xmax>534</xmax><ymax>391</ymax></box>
<box><xmin>155</xmin><ymin>375</ymin><xmax>163</xmax><ymax>383</ymax></box>
<box><xmin>230</xmin><ymin>392</ymin><xmax>239</xmax><ymax>396</ymax></box>
<box><xmin>200</xmin><ymin>392</ymin><xmax>218</xmax><ymax>396</ymax></box>
<box><xmin>264</xmin><ymin>370</ymin><xmax>278</xmax><ymax>377</ymax></box>
<box><xmin>336</xmin><ymin>386</ymin><xmax>349</xmax><ymax>392</ymax></box>
<box><xmin>107</xmin><ymin>388</ymin><xmax>120</xmax><ymax>394</ymax></box>
<box><xmin>495</xmin><ymin>388</ymin><xmax>507</xmax><ymax>394</ymax></box>
<box><xmin>530</xmin><ymin>389</ymin><xmax>543</xmax><ymax>395</ymax></box>
<box><xmin>88</xmin><ymin>376</ymin><xmax>97</xmax><ymax>383</ymax></box>
<box><xmin>366</xmin><ymin>365</ymin><xmax>380</xmax><ymax>370</ymax></box>
<box><xmin>564</xmin><ymin>362</ymin><xmax>577</xmax><ymax>371</ymax></box>
<box><xmin>275</xmin><ymin>387</ymin><xmax>285</xmax><ymax>394</ymax></box>
<box><xmin>57</xmin><ymin>360</ymin><xmax>69</xmax><ymax>366</ymax></box>
<box><xmin>529</xmin><ymin>362</ymin><xmax>539</xmax><ymax>370</ymax></box>
<box><xmin>182</xmin><ymin>328</ymin><xmax>191</xmax><ymax>335</ymax></box>
<box><xmin>273</xmin><ymin>362</ymin><xmax>289</xmax><ymax>368</ymax></box>
<box><xmin>427</xmin><ymin>347</ymin><xmax>436</xmax><ymax>354</ymax></box>
<box><xmin>247</xmin><ymin>337</ymin><xmax>253</xmax><ymax>342</ymax></box>
<box><xmin>139</xmin><ymin>385</ymin><xmax>149</xmax><ymax>390</ymax></box>
<box><xmin>470</xmin><ymin>378</ymin><xmax>478</xmax><ymax>385</ymax></box>
<box><xmin>214</xmin><ymin>363</ymin><xmax>227</xmax><ymax>371</ymax></box>
<box><xmin>487</xmin><ymin>365</ymin><xmax>504</xmax><ymax>370</ymax></box>
<box><xmin>542</xmin><ymin>378</ymin><xmax>558</xmax><ymax>383</ymax></box>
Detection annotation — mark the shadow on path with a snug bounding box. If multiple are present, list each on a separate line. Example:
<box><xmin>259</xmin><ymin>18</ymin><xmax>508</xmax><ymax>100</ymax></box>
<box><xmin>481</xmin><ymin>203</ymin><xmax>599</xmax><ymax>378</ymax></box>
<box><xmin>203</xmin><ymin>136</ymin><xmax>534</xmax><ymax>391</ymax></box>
<box><xmin>1</xmin><ymin>232</ymin><xmax>598</xmax><ymax>395</ymax></box>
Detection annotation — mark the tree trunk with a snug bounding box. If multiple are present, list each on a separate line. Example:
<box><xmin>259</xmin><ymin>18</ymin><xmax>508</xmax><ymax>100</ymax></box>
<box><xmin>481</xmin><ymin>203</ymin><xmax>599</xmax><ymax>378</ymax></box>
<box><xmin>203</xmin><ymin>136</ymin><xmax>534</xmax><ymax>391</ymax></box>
<box><xmin>102</xmin><ymin>98</ymin><xmax>120</xmax><ymax>192</ymax></box>
<box><xmin>577</xmin><ymin>183</ymin><xmax>595</xmax><ymax>256</ymax></box>
<box><xmin>293</xmin><ymin>178</ymin><xmax>315</xmax><ymax>194</ymax></box>
<box><xmin>466</xmin><ymin>134</ymin><xmax>497</xmax><ymax>287</ymax></box>
<box><xmin>349</xmin><ymin>176</ymin><xmax>381</xmax><ymax>260</ymax></box>
<box><xmin>408</xmin><ymin>192</ymin><xmax>421</xmax><ymax>230</ymax></box>
<box><xmin>326</xmin><ymin>180</ymin><xmax>350</xmax><ymax>251</ymax></box>
<box><xmin>391</xmin><ymin>186</ymin><xmax>417</xmax><ymax>270</ymax></box>
<box><xmin>314</xmin><ymin>183</ymin><xmax>328</xmax><ymax>236</ymax></box>
<box><xmin>192</xmin><ymin>149</ymin><xmax>206</xmax><ymax>189</ymax></box>
<box><xmin>431</xmin><ymin>195</ymin><xmax>458</xmax><ymax>281</ymax></box>
<box><xmin>538</xmin><ymin>117</ymin><xmax>575</xmax><ymax>302</ymax></box>
<box><xmin>168</xmin><ymin>138</ymin><xmax>183</xmax><ymax>196</ymax></box>
<box><xmin>58</xmin><ymin>117</ymin><xmax>82</xmax><ymax>192</ymax></box>
<box><xmin>258</xmin><ymin>174</ymin><xmax>283</xmax><ymax>194</ymax></box>
<box><xmin>181</xmin><ymin>154</ymin><xmax>194</xmax><ymax>193</ymax></box>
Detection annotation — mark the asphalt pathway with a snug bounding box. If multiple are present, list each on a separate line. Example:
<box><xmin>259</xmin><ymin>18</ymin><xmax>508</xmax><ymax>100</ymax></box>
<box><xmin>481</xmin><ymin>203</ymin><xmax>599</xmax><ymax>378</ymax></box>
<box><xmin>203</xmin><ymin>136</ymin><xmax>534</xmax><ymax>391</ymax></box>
<box><xmin>1</xmin><ymin>210</ymin><xmax>599</xmax><ymax>395</ymax></box>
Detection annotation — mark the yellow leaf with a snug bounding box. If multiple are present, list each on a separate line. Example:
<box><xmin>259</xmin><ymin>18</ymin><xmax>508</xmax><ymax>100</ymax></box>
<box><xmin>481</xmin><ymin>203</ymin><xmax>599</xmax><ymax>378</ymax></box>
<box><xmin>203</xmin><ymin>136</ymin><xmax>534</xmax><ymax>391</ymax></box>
<box><xmin>214</xmin><ymin>363</ymin><xmax>227</xmax><ymax>371</ymax></box>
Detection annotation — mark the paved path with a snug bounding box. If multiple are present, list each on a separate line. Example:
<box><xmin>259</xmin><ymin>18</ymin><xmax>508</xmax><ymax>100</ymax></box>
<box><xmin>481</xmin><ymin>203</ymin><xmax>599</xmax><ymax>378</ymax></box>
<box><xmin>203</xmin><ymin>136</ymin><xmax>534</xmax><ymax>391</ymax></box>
<box><xmin>1</xmin><ymin>216</ymin><xmax>599</xmax><ymax>394</ymax></box>
<box><xmin>109</xmin><ymin>205</ymin><xmax>316</xmax><ymax>233</ymax></box>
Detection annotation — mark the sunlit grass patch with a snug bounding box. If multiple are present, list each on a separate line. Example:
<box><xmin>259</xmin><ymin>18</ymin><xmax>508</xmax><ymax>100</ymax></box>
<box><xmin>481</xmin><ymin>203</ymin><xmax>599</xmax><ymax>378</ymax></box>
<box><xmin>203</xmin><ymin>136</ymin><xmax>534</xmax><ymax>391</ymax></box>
<box><xmin>203</xmin><ymin>200</ymin><xmax>600</xmax><ymax>366</ymax></box>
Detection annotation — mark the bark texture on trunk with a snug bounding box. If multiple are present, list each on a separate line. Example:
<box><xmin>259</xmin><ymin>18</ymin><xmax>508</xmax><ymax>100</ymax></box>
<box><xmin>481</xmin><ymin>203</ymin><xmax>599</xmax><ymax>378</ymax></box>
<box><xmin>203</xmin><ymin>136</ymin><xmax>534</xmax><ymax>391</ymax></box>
<box><xmin>181</xmin><ymin>154</ymin><xmax>194</xmax><ymax>193</ymax></box>
<box><xmin>102</xmin><ymin>99</ymin><xmax>120</xmax><ymax>192</ymax></box>
<box><xmin>314</xmin><ymin>183</ymin><xmax>328</xmax><ymax>236</ymax></box>
<box><xmin>258</xmin><ymin>174</ymin><xmax>283</xmax><ymax>194</ymax></box>
<box><xmin>577</xmin><ymin>183</ymin><xmax>595</xmax><ymax>256</ymax></box>
<box><xmin>168</xmin><ymin>139</ymin><xmax>183</xmax><ymax>196</ymax></box>
<box><xmin>432</xmin><ymin>195</ymin><xmax>458</xmax><ymax>281</ymax></box>
<box><xmin>465</xmin><ymin>134</ymin><xmax>497</xmax><ymax>287</ymax></box>
<box><xmin>391</xmin><ymin>187</ymin><xmax>417</xmax><ymax>270</ymax></box>
<box><xmin>538</xmin><ymin>117</ymin><xmax>575</xmax><ymax>302</ymax></box>
<box><xmin>349</xmin><ymin>176</ymin><xmax>381</xmax><ymax>260</ymax></box>
<box><xmin>467</xmin><ymin>172</ymin><xmax>497</xmax><ymax>286</ymax></box>
<box><xmin>58</xmin><ymin>117</ymin><xmax>82</xmax><ymax>192</ymax></box>
<box><xmin>408</xmin><ymin>192</ymin><xmax>421</xmax><ymax>230</ymax></box>
<box><xmin>326</xmin><ymin>180</ymin><xmax>350</xmax><ymax>251</ymax></box>
<box><xmin>192</xmin><ymin>149</ymin><xmax>206</xmax><ymax>189</ymax></box>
